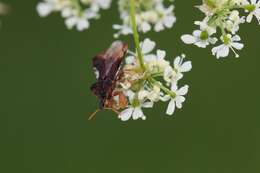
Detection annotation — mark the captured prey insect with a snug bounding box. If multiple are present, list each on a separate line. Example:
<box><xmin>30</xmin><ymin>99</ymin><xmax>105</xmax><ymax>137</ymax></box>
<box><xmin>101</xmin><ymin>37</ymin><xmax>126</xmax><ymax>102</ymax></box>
<box><xmin>89</xmin><ymin>41</ymin><xmax>129</xmax><ymax>120</ymax></box>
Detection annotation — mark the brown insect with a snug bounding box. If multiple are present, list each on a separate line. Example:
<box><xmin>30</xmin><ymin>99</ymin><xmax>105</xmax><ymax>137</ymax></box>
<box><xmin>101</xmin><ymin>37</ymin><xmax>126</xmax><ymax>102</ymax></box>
<box><xmin>89</xmin><ymin>41</ymin><xmax>129</xmax><ymax>120</ymax></box>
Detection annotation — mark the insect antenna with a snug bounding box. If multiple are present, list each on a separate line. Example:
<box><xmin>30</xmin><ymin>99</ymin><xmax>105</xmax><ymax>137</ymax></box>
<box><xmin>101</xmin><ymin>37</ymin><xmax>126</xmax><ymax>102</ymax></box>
<box><xmin>88</xmin><ymin>109</ymin><xmax>101</xmax><ymax>120</ymax></box>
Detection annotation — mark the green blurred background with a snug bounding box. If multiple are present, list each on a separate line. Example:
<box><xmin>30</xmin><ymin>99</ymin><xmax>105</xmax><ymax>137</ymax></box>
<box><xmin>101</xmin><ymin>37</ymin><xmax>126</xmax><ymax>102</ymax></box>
<box><xmin>1</xmin><ymin>0</ymin><xmax>259</xmax><ymax>172</ymax></box>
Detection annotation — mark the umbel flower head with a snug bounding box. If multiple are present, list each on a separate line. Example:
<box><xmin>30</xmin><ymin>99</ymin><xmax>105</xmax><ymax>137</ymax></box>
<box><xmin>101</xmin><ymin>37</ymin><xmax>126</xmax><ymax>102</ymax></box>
<box><xmin>119</xmin><ymin>39</ymin><xmax>192</xmax><ymax>121</ymax></box>
<box><xmin>113</xmin><ymin>0</ymin><xmax>176</xmax><ymax>37</ymax></box>
<box><xmin>90</xmin><ymin>39</ymin><xmax>192</xmax><ymax>121</ymax></box>
<box><xmin>181</xmin><ymin>0</ymin><xmax>260</xmax><ymax>59</ymax></box>
<box><xmin>36</xmin><ymin>0</ymin><xmax>112</xmax><ymax>31</ymax></box>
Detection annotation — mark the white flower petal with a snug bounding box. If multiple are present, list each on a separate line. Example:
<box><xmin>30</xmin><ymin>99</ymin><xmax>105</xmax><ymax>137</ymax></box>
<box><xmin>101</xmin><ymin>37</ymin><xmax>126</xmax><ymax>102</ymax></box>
<box><xmin>164</xmin><ymin>16</ymin><xmax>176</xmax><ymax>28</ymax></box>
<box><xmin>125</xmin><ymin>56</ymin><xmax>135</xmax><ymax>64</ymax></box>
<box><xmin>232</xmin><ymin>35</ymin><xmax>241</xmax><ymax>42</ymax></box>
<box><xmin>247</xmin><ymin>14</ymin><xmax>253</xmax><ymax>23</ymax></box>
<box><xmin>209</xmin><ymin>37</ymin><xmax>218</xmax><ymax>44</ymax></box>
<box><xmin>141</xmin><ymin>22</ymin><xmax>151</xmax><ymax>33</ymax></box>
<box><xmin>171</xmin><ymin>82</ymin><xmax>178</xmax><ymax>92</ymax></box>
<box><xmin>193</xmin><ymin>30</ymin><xmax>201</xmax><ymax>37</ymax></box>
<box><xmin>76</xmin><ymin>19</ymin><xmax>89</xmax><ymax>31</ymax></box>
<box><xmin>164</xmin><ymin>66</ymin><xmax>174</xmax><ymax>83</ymax></box>
<box><xmin>157</xmin><ymin>50</ymin><xmax>166</xmax><ymax>60</ymax></box>
<box><xmin>97</xmin><ymin>0</ymin><xmax>111</xmax><ymax>9</ymax></box>
<box><xmin>125</xmin><ymin>90</ymin><xmax>135</xmax><ymax>101</ymax></box>
<box><xmin>144</xmin><ymin>54</ymin><xmax>157</xmax><ymax>62</ymax></box>
<box><xmin>212</xmin><ymin>45</ymin><xmax>230</xmax><ymax>59</ymax></box>
<box><xmin>231</xmin><ymin>42</ymin><xmax>244</xmax><ymax>50</ymax></box>
<box><xmin>154</xmin><ymin>22</ymin><xmax>164</xmax><ymax>32</ymax></box>
<box><xmin>176</xmin><ymin>96</ymin><xmax>185</xmax><ymax>109</ymax></box>
<box><xmin>166</xmin><ymin>99</ymin><xmax>176</xmax><ymax>115</ymax></box>
<box><xmin>173</xmin><ymin>56</ymin><xmax>181</xmax><ymax>69</ymax></box>
<box><xmin>132</xmin><ymin>108</ymin><xmax>144</xmax><ymax>120</ymax></box>
<box><xmin>175</xmin><ymin>73</ymin><xmax>184</xmax><ymax>81</ymax></box>
<box><xmin>251</xmin><ymin>0</ymin><xmax>257</xmax><ymax>5</ymax></box>
<box><xmin>179</xmin><ymin>61</ymin><xmax>192</xmax><ymax>72</ymax></box>
<box><xmin>195</xmin><ymin>41</ymin><xmax>208</xmax><ymax>48</ymax></box>
<box><xmin>160</xmin><ymin>95</ymin><xmax>171</xmax><ymax>102</ymax></box>
<box><xmin>113</xmin><ymin>24</ymin><xmax>123</xmax><ymax>29</ymax></box>
<box><xmin>119</xmin><ymin>108</ymin><xmax>133</xmax><ymax>121</ymax></box>
<box><xmin>177</xmin><ymin>85</ymin><xmax>189</xmax><ymax>96</ymax></box>
<box><xmin>181</xmin><ymin>35</ymin><xmax>196</xmax><ymax>44</ymax></box>
<box><xmin>138</xmin><ymin>90</ymin><xmax>149</xmax><ymax>100</ymax></box>
<box><xmin>65</xmin><ymin>17</ymin><xmax>77</xmax><ymax>29</ymax></box>
<box><xmin>37</xmin><ymin>3</ymin><xmax>52</xmax><ymax>17</ymax></box>
<box><xmin>142</xmin><ymin>102</ymin><xmax>154</xmax><ymax>108</ymax></box>
<box><xmin>141</xmin><ymin>38</ymin><xmax>156</xmax><ymax>54</ymax></box>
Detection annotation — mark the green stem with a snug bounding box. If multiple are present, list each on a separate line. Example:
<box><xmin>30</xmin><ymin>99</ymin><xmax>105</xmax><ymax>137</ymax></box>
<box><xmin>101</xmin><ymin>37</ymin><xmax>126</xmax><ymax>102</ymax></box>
<box><xmin>130</xmin><ymin>0</ymin><xmax>146</xmax><ymax>70</ymax></box>
<box><xmin>72</xmin><ymin>0</ymin><xmax>82</xmax><ymax>15</ymax></box>
<box><xmin>149</xmin><ymin>77</ymin><xmax>176</xmax><ymax>98</ymax></box>
<box><xmin>207</xmin><ymin>4</ymin><xmax>242</xmax><ymax>26</ymax></box>
<box><xmin>151</xmin><ymin>72</ymin><xmax>164</xmax><ymax>78</ymax></box>
<box><xmin>220</xmin><ymin>24</ymin><xmax>226</xmax><ymax>36</ymax></box>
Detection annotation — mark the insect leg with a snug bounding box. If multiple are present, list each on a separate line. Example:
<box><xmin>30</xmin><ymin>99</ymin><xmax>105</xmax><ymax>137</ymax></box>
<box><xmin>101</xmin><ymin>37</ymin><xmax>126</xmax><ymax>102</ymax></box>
<box><xmin>104</xmin><ymin>108</ymin><xmax>120</xmax><ymax>115</ymax></box>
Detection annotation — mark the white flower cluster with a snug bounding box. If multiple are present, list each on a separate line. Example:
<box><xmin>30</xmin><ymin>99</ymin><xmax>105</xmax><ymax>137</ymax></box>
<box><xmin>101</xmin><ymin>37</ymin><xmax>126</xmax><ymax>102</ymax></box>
<box><xmin>0</xmin><ymin>2</ymin><xmax>9</xmax><ymax>16</ymax></box>
<box><xmin>117</xmin><ymin>38</ymin><xmax>192</xmax><ymax>121</ymax></box>
<box><xmin>181</xmin><ymin>0</ymin><xmax>260</xmax><ymax>59</ymax></box>
<box><xmin>36</xmin><ymin>0</ymin><xmax>112</xmax><ymax>31</ymax></box>
<box><xmin>0</xmin><ymin>2</ymin><xmax>9</xmax><ymax>28</ymax></box>
<box><xmin>113</xmin><ymin>0</ymin><xmax>176</xmax><ymax>38</ymax></box>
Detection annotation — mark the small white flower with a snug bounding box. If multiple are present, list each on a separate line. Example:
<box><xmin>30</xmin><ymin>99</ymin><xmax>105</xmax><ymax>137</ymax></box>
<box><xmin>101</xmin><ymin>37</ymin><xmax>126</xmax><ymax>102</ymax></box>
<box><xmin>119</xmin><ymin>106</ymin><xmax>146</xmax><ymax>121</ymax></box>
<box><xmin>141</xmin><ymin>11</ymin><xmax>158</xmax><ymax>23</ymax></box>
<box><xmin>140</xmin><ymin>38</ymin><xmax>157</xmax><ymax>60</ymax></box>
<box><xmin>181</xmin><ymin>30</ymin><xmax>217</xmax><ymax>48</ymax></box>
<box><xmin>154</xmin><ymin>4</ymin><xmax>176</xmax><ymax>32</ymax></box>
<box><xmin>114</xmin><ymin>0</ymin><xmax>176</xmax><ymax>36</ymax></box>
<box><xmin>225</xmin><ymin>10</ymin><xmax>245</xmax><ymax>34</ymax></box>
<box><xmin>65</xmin><ymin>15</ymin><xmax>89</xmax><ymax>31</ymax></box>
<box><xmin>113</xmin><ymin>24</ymin><xmax>133</xmax><ymax>38</ymax></box>
<box><xmin>145</xmin><ymin>49</ymin><xmax>172</xmax><ymax>76</ymax></box>
<box><xmin>161</xmin><ymin>83</ymin><xmax>189</xmax><ymax>115</ymax></box>
<box><xmin>140</xmin><ymin>39</ymin><xmax>170</xmax><ymax>72</ymax></box>
<box><xmin>61</xmin><ymin>7</ymin><xmax>74</xmax><ymax>18</ymax></box>
<box><xmin>141</xmin><ymin>38</ymin><xmax>156</xmax><ymax>54</ymax></box>
<box><xmin>37</xmin><ymin>0</ymin><xmax>111</xmax><ymax>31</ymax></box>
<box><xmin>118</xmin><ymin>101</ymin><xmax>153</xmax><ymax>121</ymax></box>
<box><xmin>124</xmin><ymin>38</ymin><xmax>159</xmax><ymax>67</ymax></box>
<box><xmin>183</xmin><ymin>0</ymin><xmax>260</xmax><ymax>58</ymax></box>
<box><xmin>173</xmin><ymin>55</ymin><xmax>192</xmax><ymax>81</ymax></box>
<box><xmin>245</xmin><ymin>0</ymin><xmax>260</xmax><ymax>24</ymax></box>
<box><xmin>145</xmin><ymin>49</ymin><xmax>167</xmax><ymax>63</ymax></box>
<box><xmin>163</xmin><ymin>55</ymin><xmax>192</xmax><ymax>83</ymax></box>
<box><xmin>163</xmin><ymin>66</ymin><xmax>176</xmax><ymax>83</ymax></box>
<box><xmin>137</xmin><ymin>86</ymin><xmax>161</xmax><ymax>102</ymax></box>
<box><xmin>95</xmin><ymin>0</ymin><xmax>112</xmax><ymax>9</ymax></box>
<box><xmin>37</xmin><ymin>2</ymin><xmax>53</xmax><ymax>17</ymax></box>
<box><xmin>140</xmin><ymin>21</ymin><xmax>152</xmax><ymax>33</ymax></box>
<box><xmin>212</xmin><ymin>34</ymin><xmax>244</xmax><ymax>58</ymax></box>
<box><xmin>81</xmin><ymin>0</ymin><xmax>112</xmax><ymax>10</ymax></box>
<box><xmin>194</xmin><ymin>18</ymin><xmax>217</xmax><ymax>34</ymax></box>
<box><xmin>36</xmin><ymin>0</ymin><xmax>71</xmax><ymax>17</ymax></box>
<box><xmin>147</xmin><ymin>86</ymin><xmax>161</xmax><ymax>102</ymax></box>
<box><xmin>118</xmin><ymin>90</ymin><xmax>153</xmax><ymax>121</ymax></box>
